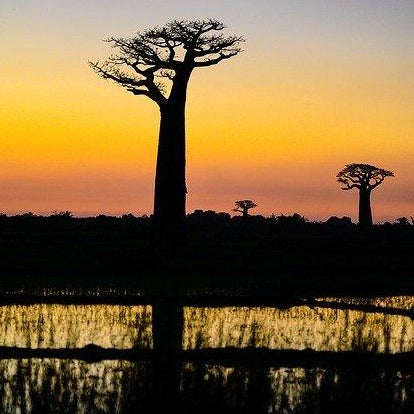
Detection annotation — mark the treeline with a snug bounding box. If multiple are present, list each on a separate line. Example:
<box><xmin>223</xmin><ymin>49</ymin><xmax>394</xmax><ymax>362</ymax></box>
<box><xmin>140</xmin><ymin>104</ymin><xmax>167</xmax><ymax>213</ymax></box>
<box><xmin>0</xmin><ymin>210</ymin><xmax>412</xmax><ymax>242</ymax></box>
<box><xmin>0</xmin><ymin>209</ymin><xmax>412</xmax><ymax>290</ymax></box>
<box><xmin>0</xmin><ymin>210</ymin><xmax>412</xmax><ymax>226</ymax></box>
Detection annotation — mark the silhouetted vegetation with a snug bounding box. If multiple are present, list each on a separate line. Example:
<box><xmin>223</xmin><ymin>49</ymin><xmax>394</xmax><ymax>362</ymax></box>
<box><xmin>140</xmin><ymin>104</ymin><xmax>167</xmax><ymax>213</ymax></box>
<box><xmin>337</xmin><ymin>163</ymin><xmax>394</xmax><ymax>227</ymax></box>
<box><xmin>0</xmin><ymin>211</ymin><xmax>412</xmax><ymax>295</ymax></box>
<box><xmin>90</xmin><ymin>20</ymin><xmax>243</xmax><ymax>247</ymax></box>
<box><xmin>3</xmin><ymin>10</ymin><xmax>409</xmax><ymax>414</ymax></box>
<box><xmin>395</xmin><ymin>216</ymin><xmax>414</xmax><ymax>226</ymax></box>
<box><xmin>232</xmin><ymin>200</ymin><xmax>257</xmax><ymax>217</ymax></box>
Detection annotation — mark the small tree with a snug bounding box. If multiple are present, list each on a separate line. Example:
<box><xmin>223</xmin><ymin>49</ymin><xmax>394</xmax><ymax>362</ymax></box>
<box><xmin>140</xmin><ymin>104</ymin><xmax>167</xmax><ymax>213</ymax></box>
<box><xmin>337</xmin><ymin>163</ymin><xmax>394</xmax><ymax>226</ymax></box>
<box><xmin>51</xmin><ymin>210</ymin><xmax>73</xmax><ymax>218</ymax></box>
<box><xmin>233</xmin><ymin>200</ymin><xmax>257</xmax><ymax>217</ymax></box>
<box><xmin>395</xmin><ymin>217</ymin><xmax>411</xmax><ymax>226</ymax></box>
<box><xmin>90</xmin><ymin>19</ymin><xmax>243</xmax><ymax>247</ymax></box>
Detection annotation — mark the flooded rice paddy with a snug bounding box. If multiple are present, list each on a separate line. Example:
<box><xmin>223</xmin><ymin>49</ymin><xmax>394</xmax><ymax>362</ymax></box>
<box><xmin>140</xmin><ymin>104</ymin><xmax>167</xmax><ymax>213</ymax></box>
<box><xmin>0</xmin><ymin>295</ymin><xmax>413</xmax><ymax>413</ymax></box>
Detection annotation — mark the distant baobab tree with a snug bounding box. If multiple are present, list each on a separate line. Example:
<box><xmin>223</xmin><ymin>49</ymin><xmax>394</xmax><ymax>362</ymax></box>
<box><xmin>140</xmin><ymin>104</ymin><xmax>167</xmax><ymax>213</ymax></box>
<box><xmin>89</xmin><ymin>19</ymin><xmax>244</xmax><ymax>246</ymax></box>
<box><xmin>233</xmin><ymin>200</ymin><xmax>257</xmax><ymax>217</ymax></box>
<box><xmin>337</xmin><ymin>163</ymin><xmax>394</xmax><ymax>227</ymax></box>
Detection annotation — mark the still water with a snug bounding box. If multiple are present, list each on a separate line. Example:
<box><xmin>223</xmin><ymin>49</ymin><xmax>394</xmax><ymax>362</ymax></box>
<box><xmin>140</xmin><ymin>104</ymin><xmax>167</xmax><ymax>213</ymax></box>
<box><xmin>0</xmin><ymin>296</ymin><xmax>413</xmax><ymax>413</ymax></box>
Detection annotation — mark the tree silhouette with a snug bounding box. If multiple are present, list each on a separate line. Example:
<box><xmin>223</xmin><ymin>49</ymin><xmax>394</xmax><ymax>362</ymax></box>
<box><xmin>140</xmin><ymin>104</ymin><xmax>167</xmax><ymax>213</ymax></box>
<box><xmin>233</xmin><ymin>200</ymin><xmax>257</xmax><ymax>217</ymax></box>
<box><xmin>337</xmin><ymin>163</ymin><xmax>394</xmax><ymax>227</ymax></box>
<box><xmin>89</xmin><ymin>19</ymin><xmax>244</xmax><ymax>246</ymax></box>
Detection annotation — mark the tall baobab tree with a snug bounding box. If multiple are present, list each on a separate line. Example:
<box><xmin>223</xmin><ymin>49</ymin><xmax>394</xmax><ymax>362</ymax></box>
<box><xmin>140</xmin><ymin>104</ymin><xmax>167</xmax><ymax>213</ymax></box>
<box><xmin>233</xmin><ymin>200</ymin><xmax>257</xmax><ymax>217</ymax></box>
<box><xmin>337</xmin><ymin>163</ymin><xmax>394</xmax><ymax>226</ymax></box>
<box><xmin>90</xmin><ymin>19</ymin><xmax>244</xmax><ymax>246</ymax></box>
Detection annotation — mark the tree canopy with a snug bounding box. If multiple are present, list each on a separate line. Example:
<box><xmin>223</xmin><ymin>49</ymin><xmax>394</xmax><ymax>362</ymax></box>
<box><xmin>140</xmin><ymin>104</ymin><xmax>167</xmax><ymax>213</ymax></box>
<box><xmin>89</xmin><ymin>19</ymin><xmax>244</xmax><ymax>108</ymax></box>
<box><xmin>89</xmin><ymin>19</ymin><xmax>244</xmax><ymax>246</ymax></box>
<box><xmin>233</xmin><ymin>200</ymin><xmax>257</xmax><ymax>216</ymax></box>
<box><xmin>337</xmin><ymin>163</ymin><xmax>394</xmax><ymax>192</ymax></box>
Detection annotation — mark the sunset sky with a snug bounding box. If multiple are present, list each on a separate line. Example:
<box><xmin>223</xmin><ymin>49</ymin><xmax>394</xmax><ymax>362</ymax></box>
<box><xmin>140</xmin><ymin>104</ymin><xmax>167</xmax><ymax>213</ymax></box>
<box><xmin>1</xmin><ymin>0</ymin><xmax>413</xmax><ymax>221</ymax></box>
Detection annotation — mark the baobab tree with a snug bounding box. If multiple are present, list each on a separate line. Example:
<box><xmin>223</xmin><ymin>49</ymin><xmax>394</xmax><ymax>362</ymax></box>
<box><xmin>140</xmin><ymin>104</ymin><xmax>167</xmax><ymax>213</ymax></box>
<box><xmin>233</xmin><ymin>200</ymin><xmax>257</xmax><ymax>217</ymax></box>
<box><xmin>89</xmin><ymin>19</ymin><xmax>243</xmax><ymax>246</ymax></box>
<box><xmin>337</xmin><ymin>163</ymin><xmax>394</xmax><ymax>226</ymax></box>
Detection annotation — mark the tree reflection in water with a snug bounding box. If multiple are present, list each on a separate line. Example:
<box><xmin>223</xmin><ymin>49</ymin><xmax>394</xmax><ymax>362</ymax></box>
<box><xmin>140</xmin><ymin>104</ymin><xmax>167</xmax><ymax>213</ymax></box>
<box><xmin>1</xmin><ymin>297</ymin><xmax>414</xmax><ymax>412</ymax></box>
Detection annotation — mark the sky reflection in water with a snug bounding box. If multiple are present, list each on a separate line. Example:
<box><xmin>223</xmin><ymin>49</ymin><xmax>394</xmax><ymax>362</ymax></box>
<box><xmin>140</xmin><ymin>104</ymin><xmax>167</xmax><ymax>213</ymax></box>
<box><xmin>0</xmin><ymin>296</ymin><xmax>413</xmax><ymax>413</ymax></box>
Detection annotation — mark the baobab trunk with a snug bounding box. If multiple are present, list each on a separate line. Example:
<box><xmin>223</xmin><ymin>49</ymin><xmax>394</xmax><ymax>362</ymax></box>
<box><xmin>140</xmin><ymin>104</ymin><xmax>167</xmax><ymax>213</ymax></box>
<box><xmin>358</xmin><ymin>190</ymin><xmax>373</xmax><ymax>227</ymax></box>
<box><xmin>152</xmin><ymin>73</ymin><xmax>190</xmax><ymax>247</ymax></box>
<box><xmin>152</xmin><ymin>300</ymin><xmax>183</xmax><ymax>408</ymax></box>
<box><xmin>152</xmin><ymin>104</ymin><xmax>186</xmax><ymax>246</ymax></box>
<box><xmin>90</xmin><ymin>21</ymin><xmax>244</xmax><ymax>247</ymax></box>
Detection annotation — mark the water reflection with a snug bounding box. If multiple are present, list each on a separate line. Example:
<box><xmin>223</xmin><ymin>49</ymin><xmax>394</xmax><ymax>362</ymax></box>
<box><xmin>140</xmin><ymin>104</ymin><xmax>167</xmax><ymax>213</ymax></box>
<box><xmin>0</xmin><ymin>359</ymin><xmax>413</xmax><ymax>413</ymax></box>
<box><xmin>321</xmin><ymin>296</ymin><xmax>414</xmax><ymax>309</ymax></box>
<box><xmin>182</xmin><ymin>364</ymin><xmax>414</xmax><ymax>413</ymax></box>
<box><xmin>0</xmin><ymin>296</ymin><xmax>414</xmax><ymax>412</ymax></box>
<box><xmin>2</xmin><ymin>297</ymin><xmax>414</xmax><ymax>352</ymax></box>
<box><xmin>185</xmin><ymin>300</ymin><xmax>414</xmax><ymax>353</ymax></box>
<box><xmin>185</xmin><ymin>366</ymin><xmax>414</xmax><ymax>414</ymax></box>
<box><xmin>183</xmin><ymin>296</ymin><xmax>414</xmax><ymax>352</ymax></box>
<box><xmin>0</xmin><ymin>359</ymin><xmax>151</xmax><ymax>414</ymax></box>
<box><xmin>0</xmin><ymin>305</ymin><xmax>152</xmax><ymax>348</ymax></box>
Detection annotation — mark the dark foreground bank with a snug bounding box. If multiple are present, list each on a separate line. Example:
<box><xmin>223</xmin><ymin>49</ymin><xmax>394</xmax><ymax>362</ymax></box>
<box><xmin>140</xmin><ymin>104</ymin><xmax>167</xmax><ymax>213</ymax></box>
<box><xmin>0</xmin><ymin>211</ymin><xmax>412</xmax><ymax>296</ymax></box>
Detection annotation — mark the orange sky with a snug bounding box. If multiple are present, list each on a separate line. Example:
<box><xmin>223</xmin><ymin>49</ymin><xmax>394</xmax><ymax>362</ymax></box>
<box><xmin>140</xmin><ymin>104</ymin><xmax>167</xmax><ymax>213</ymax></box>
<box><xmin>0</xmin><ymin>1</ymin><xmax>413</xmax><ymax>221</ymax></box>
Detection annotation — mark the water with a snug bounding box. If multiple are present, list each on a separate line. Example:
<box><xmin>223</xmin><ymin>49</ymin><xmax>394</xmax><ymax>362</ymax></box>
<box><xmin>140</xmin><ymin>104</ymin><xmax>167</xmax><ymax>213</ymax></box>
<box><xmin>0</xmin><ymin>296</ymin><xmax>413</xmax><ymax>413</ymax></box>
<box><xmin>0</xmin><ymin>305</ymin><xmax>152</xmax><ymax>348</ymax></box>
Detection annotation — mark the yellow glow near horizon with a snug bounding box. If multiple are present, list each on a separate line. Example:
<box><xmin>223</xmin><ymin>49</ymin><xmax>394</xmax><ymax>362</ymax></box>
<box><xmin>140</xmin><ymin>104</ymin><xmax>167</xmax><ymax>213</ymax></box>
<box><xmin>1</xmin><ymin>1</ymin><xmax>413</xmax><ymax>220</ymax></box>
